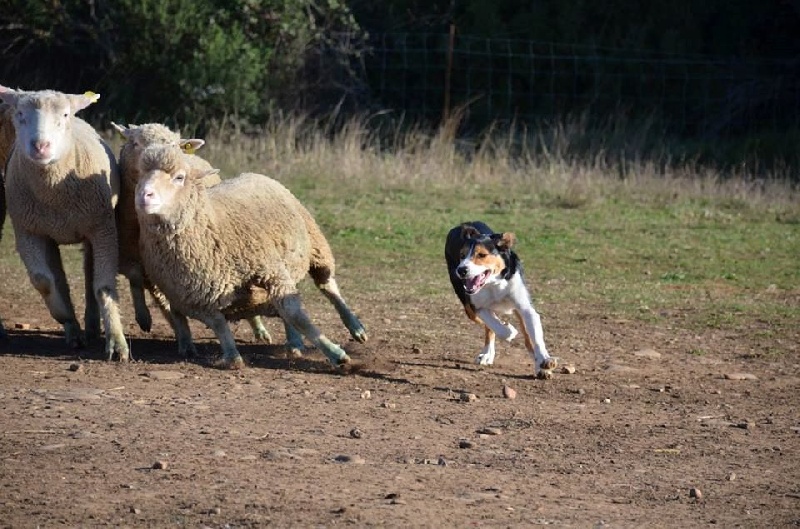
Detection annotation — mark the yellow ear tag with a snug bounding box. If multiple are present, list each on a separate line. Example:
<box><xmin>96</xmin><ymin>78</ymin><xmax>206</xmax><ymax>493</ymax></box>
<box><xmin>181</xmin><ymin>143</ymin><xmax>196</xmax><ymax>155</ymax></box>
<box><xmin>84</xmin><ymin>91</ymin><xmax>100</xmax><ymax>104</ymax></box>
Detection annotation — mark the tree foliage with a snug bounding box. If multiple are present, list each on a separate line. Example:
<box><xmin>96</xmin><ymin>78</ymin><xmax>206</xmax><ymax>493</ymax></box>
<box><xmin>0</xmin><ymin>0</ymin><xmax>363</xmax><ymax>128</ymax></box>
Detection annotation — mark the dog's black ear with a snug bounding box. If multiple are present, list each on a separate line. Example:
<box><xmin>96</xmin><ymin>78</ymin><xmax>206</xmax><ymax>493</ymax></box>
<box><xmin>461</xmin><ymin>224</ymin><xmax>481</xmax><ymax>240</ymax></box>
<box><xmin>493</xmin><ymin>232</ymin><xmax>516</xmax><ymax>251</ymax></box>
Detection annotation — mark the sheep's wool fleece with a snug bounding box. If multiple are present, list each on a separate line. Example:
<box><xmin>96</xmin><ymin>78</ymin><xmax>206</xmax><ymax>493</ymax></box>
<box><xmin>5</xmin><ymin>109</ymin><xmax>119</xmax><ymax>245</ymax></box>
<box><xmin>139</xmin><ymin>155</ymin><xmax>314</xmax><ymax>320</ymax></box>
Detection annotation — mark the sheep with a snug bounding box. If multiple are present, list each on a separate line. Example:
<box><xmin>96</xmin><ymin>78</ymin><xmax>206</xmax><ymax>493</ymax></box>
<box><xmin>111</xmin><ymin>122</ymin><xmax>271</xmax><ymax>342</ymax></box>
<box><xmin>0</xmin><ymin>102</ymin><xmax>14</xmax><ymax>339</ymax></box>
<box><xmin>134</xmin><ymin>142</ymin><xmax>366</xmax><ymax>368</ymax></box>
<box><xmin>0</xmin><ymin>159</ymin><xmax>6</xmax><ymax>340</ymax></box>
<box><xmin>0</xmin><ymin>86</ymin><xmax>129</xmax><ymax>360</ymax></box>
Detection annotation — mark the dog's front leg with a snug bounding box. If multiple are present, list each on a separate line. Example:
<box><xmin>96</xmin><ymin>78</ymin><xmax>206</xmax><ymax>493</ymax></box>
<box><xmin>476</xmin><ymin>308</ymin><xmax>517</xmax><ymax>341</ymax></box>
<box><xmin>476</xmin><ymin>326</ymin><xmax>497</xmax><ymax>365</ymax></box>
<box><xmin>515</xmin><ymin>307</ymin><xmax>557</xmax><ymax>378</ymax></box>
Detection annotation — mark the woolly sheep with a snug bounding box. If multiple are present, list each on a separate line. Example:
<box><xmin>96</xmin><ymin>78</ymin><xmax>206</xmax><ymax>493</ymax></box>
<box><xmin>0</xmin><ymin>86</ymin><xmax>129</xmax><ymax>360</ymax></box>
<box><xmin>0</xmin><ymin>102</ymin><xmax>13</xmax><ymax>338</ymax></box>
<box><xmin>111</xmin><ymin>122</ymin><xmax>271</xmax><ymax>342</ymax></box>
<box><xmin>134</xmin><ymin>143</ymin><xmax>366</xmax><ymax>368</ymax></box>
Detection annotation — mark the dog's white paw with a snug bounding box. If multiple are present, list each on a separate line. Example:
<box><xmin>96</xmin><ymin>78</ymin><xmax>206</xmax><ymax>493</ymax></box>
<box><xmin>476</xmin><ymin>346</ymin><xmax>496</xmax><ymax>366</ymax></box>
<box><xmin>535</xmin><ymin>355</ymin><xmax>558</xmax><ymax>380</ymax></box>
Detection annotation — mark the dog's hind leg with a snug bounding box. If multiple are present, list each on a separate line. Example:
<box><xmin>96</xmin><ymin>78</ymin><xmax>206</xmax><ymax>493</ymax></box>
<box><xmin>476</xmin><ymin>326</ymin><xmax>497</xmax><ymax>365</ymax></box>
<box><xmin>515</xmin><ymin>308</ymin><xmax>557</xmax><ymax>379</ymax></box>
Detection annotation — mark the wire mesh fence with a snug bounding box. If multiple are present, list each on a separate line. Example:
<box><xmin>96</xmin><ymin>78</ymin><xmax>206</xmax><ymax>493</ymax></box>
<box><xmin>344</xmin><ymin>32</ymin><xmax>800</xmax><ymax>136</ymax></box>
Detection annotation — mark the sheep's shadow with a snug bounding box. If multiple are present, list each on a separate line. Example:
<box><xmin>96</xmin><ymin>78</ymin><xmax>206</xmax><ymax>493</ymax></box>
<box><xmin>0</xmin><ymin>329</ymin><xmax>411</xmax><ymax>383</ymax></box>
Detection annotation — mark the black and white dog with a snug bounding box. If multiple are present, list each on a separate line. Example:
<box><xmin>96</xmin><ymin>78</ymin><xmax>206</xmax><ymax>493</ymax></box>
<box><xmin>445</xmin><ymin>221</ymin><xmax>557</xmax><ymax>379</ymax></box>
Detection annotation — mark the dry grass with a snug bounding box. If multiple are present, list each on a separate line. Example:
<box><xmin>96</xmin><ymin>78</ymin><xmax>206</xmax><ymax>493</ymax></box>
<box><xmin>199</xmin><ymin>113</ymin><xmax>799</xmax><ymax>217</ymax></box>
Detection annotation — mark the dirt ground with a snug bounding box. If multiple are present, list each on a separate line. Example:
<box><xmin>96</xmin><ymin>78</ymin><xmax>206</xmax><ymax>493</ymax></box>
<box><xmin>0</xmin><ymin>270</ymin><xmax>798</xmax><ymax>528</ymax></box>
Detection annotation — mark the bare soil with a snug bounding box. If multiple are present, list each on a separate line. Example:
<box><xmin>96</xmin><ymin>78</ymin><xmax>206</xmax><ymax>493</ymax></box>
<box><xmin>0</xmin><ymin>273</ymin><xmax>798</xmax><ymax>528</ymax></box>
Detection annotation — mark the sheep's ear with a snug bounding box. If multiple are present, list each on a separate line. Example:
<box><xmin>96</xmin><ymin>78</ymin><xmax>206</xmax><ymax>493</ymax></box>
<box><xmin>180</xmin><ymin>139</ymin><xmax>205</xmax><ymax>155</ymax></box>
<box><xmin>110</xmin><ymin>121</ymin><xmax>130</xmax><ymax>139</ymax></box>
<box><xmin>0</xmin><ymin>85</ymin><xmax>22</xmax><ymax>106</ymax></box>
<box><xmin>68</xmin><ymin>91</ymin><xmax>100</xmax><ymax>113</ymax></box>
<box><xmin>200</xmin><ymin>168</ymin><xmax>220</xmax><ymax>179</ymax></box>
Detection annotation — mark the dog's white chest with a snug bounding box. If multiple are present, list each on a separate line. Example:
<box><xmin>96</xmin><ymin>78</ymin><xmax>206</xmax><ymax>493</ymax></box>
<box><xmin>470</xmin><ymin>277</ymin><xmax>518</xmax><ymax>314</ymax></box>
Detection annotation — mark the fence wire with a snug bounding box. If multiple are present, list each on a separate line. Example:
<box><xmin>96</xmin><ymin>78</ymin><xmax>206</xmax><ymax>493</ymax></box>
<box><xmin>341</xmin><ymin>32</ymin><xmax>800</xmax><ymax>135</ymax></box>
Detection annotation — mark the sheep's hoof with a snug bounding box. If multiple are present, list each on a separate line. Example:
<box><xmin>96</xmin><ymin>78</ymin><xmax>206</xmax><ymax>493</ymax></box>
<box><xmin>332</xmin><ymin>354</ymin><xmax>352</xmax><ymax>368</ymax></box>
<box><xmin>63</xmin><ymin>321</ymin><xmax>86</xmax><ymax>350</ymax></box>
<box><xmin>135</xmin><ymin>312</ymin><xmax>153</xmax><ymax>333</ymax></box>
<box><xmin>285</xmin><ymin>346</ymin><xmax>304</xmax><ymax>359</ymax></box>
<box><xmin>216</xmin><ymin>355</ymin><xmax>245</xmax><ymax>370</ymax></box>
<box><xmin>248</xmin><ymin>317</ymin><xmax>272</xmax><ymax>344</ymax></box>
<box><xmin>107</xmin><ymin>337</ymin><xmax>131</xmax><ymax>362</ymax></box>
<box><xmin>351</xmin><ymin>327</ymin><xmax>368</xmax><ymax>344</ymax></box>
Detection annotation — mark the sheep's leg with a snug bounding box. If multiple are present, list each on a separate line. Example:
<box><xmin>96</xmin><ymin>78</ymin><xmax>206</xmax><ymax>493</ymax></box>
<box><xmin>315</xmin><ymin>278</ymin><xmax>367</xmax><ymax>343</ymax></box>
<box><xmin>283</xmin><ymin>320</ymin><xmax>305</xmax><ymax>357</ymax></box>
<box><xmin>125</xmin><ymin>263</ymin><xmax>153</xmax><ymax>332</ymax></box>
<box><xmin>88</xmin><ymin>227</ymin><xmax>130</xmax><ymax>362</ymax></box>
<box><xmin>199</xmin><ymin>312</ymin><xmax>244</xmax><ymax>369</ymax></box>
<box><xmin>273</xmin><ymin>293</ymin><xmax>350</xmax><ymax>367</ymax></box>
<box><xmin>16</xmin><ymin>232</ymin><xmax>83</xmax><ymax>348</ymax></box>
<box><xmin>82</xmin><ymin>241</ymin><xmax>101</xmax><ymax>342</ymax></box>
<box><xmin>247</xmin><ymin>316</ymin><xmax>272</xmax><ymax>343</ymax></box>
<box><xmin>170</xmin><ymin>310</ymin><xmax>197</xmax><ymax>358</ymax></box>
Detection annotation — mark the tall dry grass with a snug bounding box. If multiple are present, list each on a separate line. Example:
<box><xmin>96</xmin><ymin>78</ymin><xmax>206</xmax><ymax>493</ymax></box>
<box><xmin>200</xmin><ymin>113</ymin><xmax>799</xmax><ymax>215</ymax></box>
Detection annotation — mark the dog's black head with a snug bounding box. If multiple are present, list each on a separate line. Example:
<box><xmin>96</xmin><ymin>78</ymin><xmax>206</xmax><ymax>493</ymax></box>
<box><xmin>454</xmin><ymin>224</ymin><xmax>518</xmax><ymax>295</ymax></box>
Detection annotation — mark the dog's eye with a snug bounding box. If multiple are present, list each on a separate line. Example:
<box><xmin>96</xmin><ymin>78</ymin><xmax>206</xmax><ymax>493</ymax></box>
<box><xmin>476</xmin><ymin>252</ymin><xmax>488</xmax><ymax>259</ymax></box>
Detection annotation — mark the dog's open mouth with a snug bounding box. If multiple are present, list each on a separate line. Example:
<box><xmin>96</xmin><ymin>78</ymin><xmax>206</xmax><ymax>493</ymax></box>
<box><xmin>463</xmin><ymin>270</ymin><xmax>491</xmax><ymax>295</ymax></box>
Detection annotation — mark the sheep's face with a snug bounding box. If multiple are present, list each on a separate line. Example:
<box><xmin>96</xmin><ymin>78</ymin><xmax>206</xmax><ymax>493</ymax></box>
<box><xmin>0</xmin><ymin>87</ymin><xmax>97</xmax><ymax>166</ymax></box>
<box><xmin>135</xmin><ymin>167</ymin><xmax>188</xmax><ymax>220</ymax></box>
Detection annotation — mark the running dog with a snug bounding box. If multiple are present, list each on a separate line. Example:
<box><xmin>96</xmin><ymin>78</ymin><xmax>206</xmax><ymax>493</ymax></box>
<box><xmin>445</xmin><ymin>221</ymin><xmax>557</xmax><ymax>379</ymax></box>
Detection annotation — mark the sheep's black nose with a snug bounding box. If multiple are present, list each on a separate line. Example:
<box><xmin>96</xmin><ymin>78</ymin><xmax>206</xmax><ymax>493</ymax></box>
<box><xmin>456</xmin><ymin>266</ymin><xmax>468</xmax><ymax>278</ymax></box>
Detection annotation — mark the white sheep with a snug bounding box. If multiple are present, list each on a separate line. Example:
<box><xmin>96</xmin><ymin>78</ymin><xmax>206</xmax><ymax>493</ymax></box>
<box><xmin>0</xmin><ymin>102</ymin><xmax>14</xmax><ymax>339</ymax></box>
<box><xmin>111</xmin><ymin>122</ymin><xmax>271</xmax><ymax>342</ymax></box>
<box><xmin>134</xmin><ymin>143</ymin><xmax>366</xmax><ymax>368</ymax></box>
<box><xmin>0</xmin><ymin>86</ymin><xmax>129</xmax><ymax>360</ymax></box>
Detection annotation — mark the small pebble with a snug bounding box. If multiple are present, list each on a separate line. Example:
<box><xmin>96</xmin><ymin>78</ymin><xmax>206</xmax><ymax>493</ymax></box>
<box><xmin>381</xmin><ymin>401</ymin><xmax>396</xmax><ymax>409</ymax></box>
<box><xmin>411</xmin><ymin>345</ymin><xmax>422</xmax><ymax>354</ymax></box>
<box><xmin>152</xmin><ymin>460</ymin><xmax>168</xmax><ymax>470</ymax></box>
<box><xmin>130</xmin><ymin>507</ymin><xmax>141</xmax><ymax>515</ymax></box>
<box><xmin>437</xmin><ymin>456</ymin><xmax>448</xmax><ymax>466</ymax></box>
<box><xmin>360</xmin><ymin>390</ymin><xmax>371</xmax><ymax>399</ymax></box>
<box><xmin>560</xmin><ymin>364</ymin><xmax>577</xmax><ymax>374</ymax></box>
<box><xmin>502</xmin><ymin>385</ymin><xmax>517</xmax><ymax>399</ymax></box>
<box><xmin>689</xmin><ymin>487</ymin><xmax>703</xmax><ymax>499</ymax></box>
<box><xmin>458</xmin><ymin>438</ymin><xmax>474</xmax><ymax>449</ymax></box>
<box><xmin>460</xmin><ymin>392</ymin><xmax>478</xmax><ymax>403</ymax></box>
<box><xmin>724</xmin><ymin>373</ymin><xmax>758</xmax><ymax>381</ymax></box>
<box><xmin>350</xmin><ymin>427</ymin><xmax>363</xmax><ymax>439</ymax></box>
<box><xmin>14</xmin><ymin>323</ymin><xmax>31</xmax><ymax>330</ymax></box>
<box><xmin>603</xmin><ymin>398</ymin><xmax>611</xmax><ymax>404</ymax></box>
<box><xmin>68</xmin><ymin>363</ymin><xmax>82</xmax><ymax>372</ymax></box>
<box><xmin>727</xmin><ymin>472</ymin><xmax>736</xmax><ymax>481</ymax></box>
<box><xmin>477</xmin><ymin>427</ymin><xmax>502</xmax><ymax>436</ymax></box>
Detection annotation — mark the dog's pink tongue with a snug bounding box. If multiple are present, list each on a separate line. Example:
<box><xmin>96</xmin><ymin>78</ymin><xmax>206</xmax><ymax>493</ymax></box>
<box><xmin>465</xmin><ymin>275</ymin><xmax>480</xmax><ymax>292</ymax></box>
